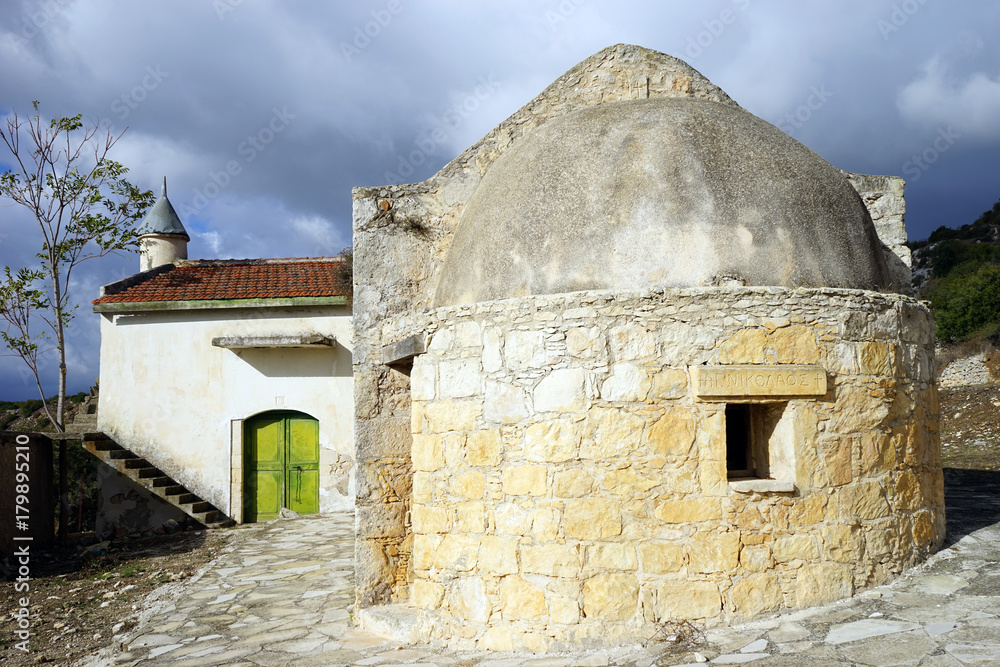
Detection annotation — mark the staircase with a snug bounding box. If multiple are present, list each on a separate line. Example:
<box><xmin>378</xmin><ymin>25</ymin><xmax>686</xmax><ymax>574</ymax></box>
<box><xmin>70</xmin><ymin>383</ymin><xmax>234</xmax><ymax>529</ymax></box>
<box><xmin>83</xmin><ymin>436</ymin><xmax>235</xmax><ymax>528</ymax></box>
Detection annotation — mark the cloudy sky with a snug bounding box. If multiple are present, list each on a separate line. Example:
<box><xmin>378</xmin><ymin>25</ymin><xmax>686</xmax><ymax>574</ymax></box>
<box><xmin>0</xmin><ymin>0</ymin><xmax>998</xmax><ymax>400</ymax></box>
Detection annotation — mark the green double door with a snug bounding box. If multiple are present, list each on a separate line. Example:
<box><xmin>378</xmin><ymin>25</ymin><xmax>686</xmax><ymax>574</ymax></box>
<box><xmin>244</xmin><ymin>411</ymin><xmax>319</xmax><ymax>522</ymax></box>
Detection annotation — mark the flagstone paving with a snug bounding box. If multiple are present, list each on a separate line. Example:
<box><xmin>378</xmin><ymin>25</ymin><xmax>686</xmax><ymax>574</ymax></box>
<box><xmin>78</xmin><ymin>469</ymin><xmax>1000</xmax><ymax>666</ymax></box>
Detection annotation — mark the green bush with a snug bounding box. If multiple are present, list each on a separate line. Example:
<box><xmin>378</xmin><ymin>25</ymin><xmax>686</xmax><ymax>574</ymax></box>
<box><xmin>19</xmin><ymin>399</ymin><xmax>43</xmax><ymax>417</ymax></box>
<box><xmin>924</xmin><ymin>263</ymin><xmax>1000</xmax><ymax>341</ymax></box>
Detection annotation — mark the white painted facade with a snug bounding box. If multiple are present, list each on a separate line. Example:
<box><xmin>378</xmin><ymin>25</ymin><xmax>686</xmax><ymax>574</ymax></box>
<box><xmin>97</xmin><ymin>303</ymin><xmax>354</xmax><ymax>519</ymax></box>
<box><xmin>138</xmin><ymin>235</ymin><xmax>188</xmax><ymax>272</ymax></box>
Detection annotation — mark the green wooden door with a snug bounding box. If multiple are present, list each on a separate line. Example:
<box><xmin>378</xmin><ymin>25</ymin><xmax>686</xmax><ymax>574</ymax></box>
<box><xmin>244</xmin><ymin>412</ymin><xmax>319</xmax><ymax>522</ymax></box>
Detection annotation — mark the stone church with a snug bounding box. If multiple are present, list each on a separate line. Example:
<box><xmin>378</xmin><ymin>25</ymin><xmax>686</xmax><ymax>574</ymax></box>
<box><xmin>351</xmin><ymin>44</ymin><xmax>943</xmax><ymax>651</ymax></box>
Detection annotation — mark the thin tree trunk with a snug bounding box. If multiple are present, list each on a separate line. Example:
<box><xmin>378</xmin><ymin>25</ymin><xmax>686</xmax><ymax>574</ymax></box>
<box><xmin>51</xmin><ymin>261</ymin><xmax>66</xmax><ymax>432</ymax></box>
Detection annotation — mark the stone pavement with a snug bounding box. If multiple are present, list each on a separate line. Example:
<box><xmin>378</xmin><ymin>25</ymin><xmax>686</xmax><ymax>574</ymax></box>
<box><xmin>79</xmin><ymin>468</ymin><xmax>1000</xmax><ymax>666</ymax></box>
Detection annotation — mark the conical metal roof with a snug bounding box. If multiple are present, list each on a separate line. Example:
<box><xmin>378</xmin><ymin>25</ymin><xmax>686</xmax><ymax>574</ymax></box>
<box><xmin>136</xmin><ymin>178</ymin><xmax>190</xmax><ymax>239</ymax></box>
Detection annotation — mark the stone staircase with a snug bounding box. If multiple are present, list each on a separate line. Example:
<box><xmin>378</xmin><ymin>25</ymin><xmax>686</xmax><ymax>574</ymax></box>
<box><xmin>83</xmin><ymin>436</ymin><xmax>235</xmax><ymax>529</ymax></box>
<box><xmin>71</xmin><ymin>384</ymin><xmax>234</xmax><ymax>529</ymax></box>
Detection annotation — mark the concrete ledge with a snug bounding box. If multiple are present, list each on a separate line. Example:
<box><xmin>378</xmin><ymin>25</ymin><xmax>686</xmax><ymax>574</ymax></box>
<box><xmin>382</xmin><ymin>334</ymin><xmax>428</xmax><ymax>366</ymax></box>
<box><xmin>729</xmin><ymin>479</ymin><xmax>796</xmax><ymax>494</ymax></box>
<box><xmin>212</xmin><ymin>334</ymin><xmax>334</xmax><ymax>349</ymax></box>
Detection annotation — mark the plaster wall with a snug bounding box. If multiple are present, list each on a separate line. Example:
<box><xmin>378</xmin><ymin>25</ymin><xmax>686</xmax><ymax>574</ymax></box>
<box><xmin>371</xmin><ymin>287</ymin><xmax>943</xmax><ymax>651</ymax></box>
<box><xmin>139</xmin><ymin>236</ymin><xmax>187</xmax><ymax>271</ymax></box>
<box><xmin>98</xmin><ymin>305</ymin><xmax>354</xmax><ymax>518</ymax></box>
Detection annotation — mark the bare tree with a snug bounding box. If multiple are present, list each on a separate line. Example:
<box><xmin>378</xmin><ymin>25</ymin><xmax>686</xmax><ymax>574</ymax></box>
<box><xmin>0</xmin><ymin>102</ymin><xmax>153</xmax><ymax>431</ymax></box>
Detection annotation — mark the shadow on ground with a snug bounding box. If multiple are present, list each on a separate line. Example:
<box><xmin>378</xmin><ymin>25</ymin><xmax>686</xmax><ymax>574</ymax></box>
<box><xmin>943</xmin><ymin>467</ymin><xmax>1000</xmax><ymax>543</ymax></box>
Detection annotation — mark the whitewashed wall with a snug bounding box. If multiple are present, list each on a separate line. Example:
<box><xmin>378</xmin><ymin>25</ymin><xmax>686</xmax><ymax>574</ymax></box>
<box><xmin>97</xmin><ymin>305</ymin><xmax>354</xmax><ymax>518</ymax></box>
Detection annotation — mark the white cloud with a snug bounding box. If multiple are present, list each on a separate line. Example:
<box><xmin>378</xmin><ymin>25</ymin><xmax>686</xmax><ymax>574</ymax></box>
<box><xmin>898</xmin><ymin>57</ymin><xmax>1000</xmax><ymax>140</ymax></box>
<box><xmin>291</xmin><ymin>215</ymin><xmax>348</xmax><ymax>257</ymax></box>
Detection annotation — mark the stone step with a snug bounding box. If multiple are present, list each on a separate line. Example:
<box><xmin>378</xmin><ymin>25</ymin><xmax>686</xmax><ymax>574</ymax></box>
<box><xmin>80</xmin><ymin>434</ymin><xmax>234</xmax><ymax>532</ymax></box>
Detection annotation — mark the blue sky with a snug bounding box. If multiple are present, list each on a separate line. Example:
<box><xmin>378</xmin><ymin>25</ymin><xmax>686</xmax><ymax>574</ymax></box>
<box><xmin>1</xmin><ymin>0</ymin><xmax>999</xmax><ymax>400</ymax></box>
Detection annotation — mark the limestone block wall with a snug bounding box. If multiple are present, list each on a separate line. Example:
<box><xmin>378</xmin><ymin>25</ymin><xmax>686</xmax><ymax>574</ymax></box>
<box><xmin>352</xmin><ymin>44</ymin><xmax>744</xmax><ymax>608</ymax></box>
<box><xmin>380</xmin><ymin>287</ymin><xmax>943</xmax><ymax>651</ymax></box>
<box><xmin>844</xmin><ymin>172</ymin><xmax>911</xmax><ymax>291</ymax></box>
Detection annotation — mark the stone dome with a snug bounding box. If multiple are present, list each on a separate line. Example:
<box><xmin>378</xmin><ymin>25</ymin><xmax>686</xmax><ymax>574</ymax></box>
<box><xmin>433</xmin><ymin>97</ymin><xmax>891</xmax><ymax>307</ymax></box>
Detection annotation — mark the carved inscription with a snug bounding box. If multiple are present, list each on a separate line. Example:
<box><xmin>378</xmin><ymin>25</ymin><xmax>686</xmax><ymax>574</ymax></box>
<box><xmin>693</xmin><ymin>365</ymin><xmax>826</xmax><ymax>398</ymax></box>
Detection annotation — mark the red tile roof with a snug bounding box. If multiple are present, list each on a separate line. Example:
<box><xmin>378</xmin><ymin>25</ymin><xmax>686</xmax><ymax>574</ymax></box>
<box><xmin>93</xmin><ymin>258</ymin><xmax>348</xmax><ymax>304</ymax></box>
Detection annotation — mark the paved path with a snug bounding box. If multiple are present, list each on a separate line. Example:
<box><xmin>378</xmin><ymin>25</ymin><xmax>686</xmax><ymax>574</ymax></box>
<box><xmin>80</xmin><ymin>468</ymin><xmax>1000</xmax><ymax>666</ymax></box>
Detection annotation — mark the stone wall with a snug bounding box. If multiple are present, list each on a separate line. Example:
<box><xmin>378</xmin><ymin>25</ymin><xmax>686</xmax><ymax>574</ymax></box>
<box><xmin>352</xmin><ymin>44</ymin><xmax>746</xmax><ymax>609</ymax></box>
<box><xmin>373</xmin><ymin>287</ymin><xmax>943</xmax><ymax>651</ymax></box>
<box><xmin>351</xmin><ymin>43</ymin><xmax>921</xmax><ymax>612</ymax></box>
<box><xmin>844</xmin><ymin>172</ymin><xmax>911</xmax><ymax>291</ymax></box>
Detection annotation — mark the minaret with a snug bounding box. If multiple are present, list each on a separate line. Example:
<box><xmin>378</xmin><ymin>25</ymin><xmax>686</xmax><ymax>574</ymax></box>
<box><xmin>136</xmin><ymin>177</ymin><xmax>190</xmax><ymax>271</ymax></box>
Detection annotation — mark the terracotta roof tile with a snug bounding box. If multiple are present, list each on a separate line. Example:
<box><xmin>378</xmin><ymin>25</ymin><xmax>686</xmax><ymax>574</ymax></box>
<box><xmin>93</xmin><ymin>257</ymin><xmax>348</xmax><ymax>304</ymax></box>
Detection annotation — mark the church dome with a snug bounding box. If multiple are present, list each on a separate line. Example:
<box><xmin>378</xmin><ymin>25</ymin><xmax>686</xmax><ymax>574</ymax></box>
<box><xmin>433</xmin><ymin>97</ymin><xmax>891</xmax><ymax>307</ymax></box>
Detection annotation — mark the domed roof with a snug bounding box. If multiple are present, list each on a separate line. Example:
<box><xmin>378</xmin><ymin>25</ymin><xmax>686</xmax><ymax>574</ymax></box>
<box><xmin>433</xmin><ymin>97</ymin><xmax>890</xmax><ymax>307</ymax></box>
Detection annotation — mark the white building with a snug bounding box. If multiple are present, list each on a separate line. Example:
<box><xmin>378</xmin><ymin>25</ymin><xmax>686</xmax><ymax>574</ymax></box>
<box><xmin>91</xmin><ymin>181</ymin><xmax>353</xmax><ymax>531</ymax></box>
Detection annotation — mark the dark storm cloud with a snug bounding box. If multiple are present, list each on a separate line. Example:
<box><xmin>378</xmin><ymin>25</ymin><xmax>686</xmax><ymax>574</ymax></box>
<box><xmin>0</xmin><ymin>0</ymin><xmax>998</xmax><ymax>398</ymax></box>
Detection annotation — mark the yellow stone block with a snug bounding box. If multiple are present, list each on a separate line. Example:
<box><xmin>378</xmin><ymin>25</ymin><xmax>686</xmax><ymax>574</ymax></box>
<box><xmin>581</xmin><ymin>407</ymin><xmax>647</xmax><ymax>459</ymax></box>
<box><xmin>820</xmin><ymin>436</ymin><xmax>852</xmax><ymax>487</ymax></box>
<box><xmin>562</xmin><ymin>499</ymin><xmax>622</xmax><ymax>539</ymax></box>
<box><xmin>493</xmin><ymin>502</ymin><xmax>532</xmax><ymax>535</ymax></box>
<box><xmin>843</xmin><ymin>479</ymin><xmax>891</xmax><ymax>520</ymax></box>
<box><xmin>530</xmin><ymin>507</ymin><xmax>560</xmax><ymax>542</ymax></box>
<box><xmin>412</xmin><ymin>471</ymin><xmax>432</xmax><ymax>503</ymax></box>
<box><xmin>789</xmin><ymin>494</ymin><xmax>827</xmax><ymax>526</ymax></box>
<box><xmin>411</xmin><ymin>400</ymin><xmax>423</xmax><ymax>434</ymax></box>
<box><xmin>520</xmin><ymin>544</ymin><xmax>582</xmax><ymax>577</ymax></box>
<box><xmin>912</xmin><ymin>510</ymin><xmax>935</xmax><ymax>548</ymax></box>
<box><xmin>423</xmin><ymin>400</ymin><xmax>481</xmax><ymax>433</ymax></box>
<box><xmin>738</xmin><ymin>544</ymin><xmax>773</xmax><ymax>572</ymax></box>
<box><xmin>687</xmin><ymin>532</ymin><xmax>740</xmax><ymax>573</ymax></box>
<box><xmin>411</xmin><ymin>578</ymin><xmax>444</xmax><ymax>609</ymax></box>
<box><xmin>433</xmin><ymin>534</ymin><xmax>480</xmax><ymax>571</ymax></box>
<box><xmin>795</xmin><ymin>562</ymin><xmax>853</xmax><ymax>607</ymax></box>
<box><xmin>637</xmin><ymin>542</ymin><xmax>685</xmax><ymax>573</ymax></box>
<box><xmin>446</xmin><ymin>576</ymin><xmax>491</xmax><ymax>623</ymax></box>
<box><xmin>860</xmin><ymin>430</ymin><xmax>894</xmax><ymax>476</ymax></box>
<box><xmin>411</xmin><ymin>504</ymin><xmax>452</xmax><ymax>534</ymax></box>
<box><xmin>524</xmin><ymin>419</ymin><xmax>580</xmax><ymax>463</ymax></box>
<box><xmin>582</xmin><ymin>573</ymin><xmax>638</xmax><ymax>621</ymax></box>
<box><xmin>549</xmin><ymin>597</ymin><xmax>580</xmax><ymax>624</ymax></box>
<box><xmin>466</xmin><ymin>429</ymin><xmax>503</xmax><ymax>466</ymax></box>
<box><xmin>655</xmin><ymin>581</ymin><xmax>721</xmax><ymax>620</ymax></box>
<box><xmin>646</xmin><ymin>407</ymin><xmax>695</xmax><ymax>457</ymax></box>
<box><xmin>411</xmin><ymin>533</ymin><xmax>441</xmax><ymax>570</ymax></box>
<box><xmin>500</xmin><ymin>575</ymin><xmax>547</xmax><ymax>621</ymax></box>
<box><xmin>479</xmin><ymin>535</ymin><xmax>518</xmax><ymax>575</ymax></box>
<box><xmin>454</xmin><ymin>470</ymin><xmax>486</xmax><ymax>500</ymax></box>
<box><xmin>730</xmin><ymin>573</ymin><xmax>783</xmax><ymax>617</ymax></box>
<box><xmin>822</xmin><ymin>524</ymin><xmax>862</xmax><ymax>563</ymax></box>
<box><xmin>412</xmin><ymin>434</ymin><xmax>445</xmax><ymax>472</ymax></box>
<box><xmin>600</xmin><ymin>468</ymin><xmax>658</xmax><ymax>496</ymax></box>
<box><xmin>654</xmin><ymin>497</ymin><xmax>721</xmax><ymax>524</ymax></box>
<box><xmin>502</xmin><ymin>465</ymin><xmax>547</xmax><ymax>496</ymax></box>
<box><xmin>772</xmin><ymin>325</ymin><xmax>822</xmax><ymax>364</ymax></box>
<box><xmin>587</xmin><ymin>543</ymin><xmax>638</xmax><ymax>570</ymax></box>
<box><xmin>894</xmin><ymin>469</ymin><xmax>921</xmax><ymax>510</ymax></box>
<box><xmin>478</xmin><ymin>625</ymin><xmax>513</xmax><ymax>651</ymax></box>
<box><xmin>650</xmin><ymin>368</ymin><xmax>688</xmax><ymax>400</ymax></box>
<box><xmin>553</xmin><ymin>469</ymin><xmax>594</xmax><ymax>497</ymax></box>
<box><xmin>773</xmin><ymin>535</ymin><xmax>820</xmax><ymax>563</ymax></box>
<box><xmin>858</xmin><ymin>341</ymin><xmax>892</xmax><ymax>376</ymax></box>
<box><xmin>455</xmin><ymin>501</ymin><xmax>485</xmax><ymax>533</ymax></box>
<box><xmin>718</xmin><ymin>328</ymin><xmax>768</xmax><ymax>364</ymax></box>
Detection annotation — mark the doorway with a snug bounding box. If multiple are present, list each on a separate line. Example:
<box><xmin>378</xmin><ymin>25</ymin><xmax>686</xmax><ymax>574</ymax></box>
<box><xmin>243</xmin><ymin>411</ymin><xmax>319</xmax><ymax>522</ymax></box>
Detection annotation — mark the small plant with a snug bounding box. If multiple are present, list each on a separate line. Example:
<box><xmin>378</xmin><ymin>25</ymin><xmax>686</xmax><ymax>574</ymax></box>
<box><xmin>644</xmin><ymin>619</ymin><xmax>706</xmax><ymax>648</ymax></box>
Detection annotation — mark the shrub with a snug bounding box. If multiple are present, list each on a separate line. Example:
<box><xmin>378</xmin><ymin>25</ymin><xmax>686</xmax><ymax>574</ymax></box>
<box><xmin>925</xmin><ymin>263</ymin><xmax>1000</xmax><ymax>341</ymax></box>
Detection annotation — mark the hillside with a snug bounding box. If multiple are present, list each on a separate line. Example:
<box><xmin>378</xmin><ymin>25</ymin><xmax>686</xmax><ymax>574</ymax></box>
<box><xmin>911</xmin><ymin>197</ymin><xmax>1000</xmax><ymax>342</ymax></box>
